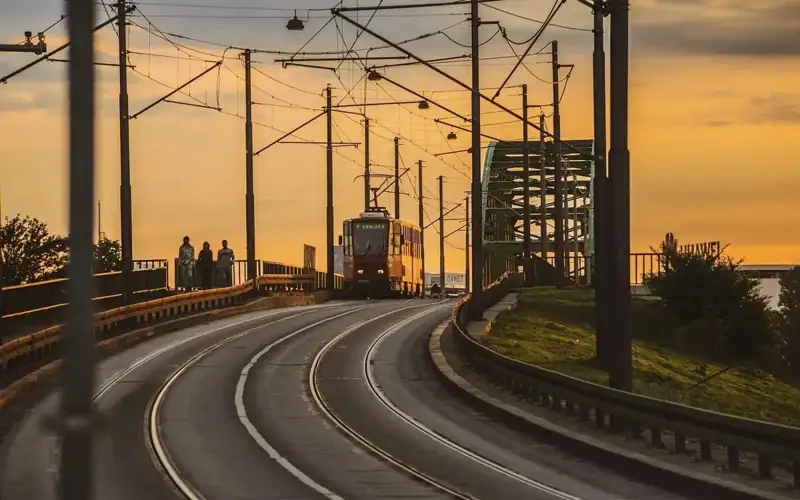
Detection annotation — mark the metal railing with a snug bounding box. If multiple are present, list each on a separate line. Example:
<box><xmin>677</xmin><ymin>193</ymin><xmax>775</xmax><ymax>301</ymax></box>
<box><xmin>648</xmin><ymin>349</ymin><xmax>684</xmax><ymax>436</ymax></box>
<box><xmin>0</xmin><ymin>274</ymin><xmax>325</xmax><ymax>381</ymax></box>
<box><xmin>545</xmin><ymin>252</ymin><xmax>664</xmax><ymax>285</ymax></box>
<box><xmin>448</xmin><ymin>274</ymin><xmax>800</xmax><ymax>489</ymax></box>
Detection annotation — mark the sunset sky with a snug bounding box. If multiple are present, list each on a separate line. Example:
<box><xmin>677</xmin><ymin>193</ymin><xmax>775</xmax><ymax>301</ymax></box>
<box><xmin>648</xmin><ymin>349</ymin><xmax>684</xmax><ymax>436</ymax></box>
<box><xmin>1</xmin><ymin>0</ymin><xmax>798</xmax><ymax>273</ymax></box>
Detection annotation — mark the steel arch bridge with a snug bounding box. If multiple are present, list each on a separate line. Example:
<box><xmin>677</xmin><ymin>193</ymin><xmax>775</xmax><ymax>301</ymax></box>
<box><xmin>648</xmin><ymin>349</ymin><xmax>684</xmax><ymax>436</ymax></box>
<box><xmin>479</xmin><ymin>138</ymin><xmax>595</xmax><ymax>286</ymax></box>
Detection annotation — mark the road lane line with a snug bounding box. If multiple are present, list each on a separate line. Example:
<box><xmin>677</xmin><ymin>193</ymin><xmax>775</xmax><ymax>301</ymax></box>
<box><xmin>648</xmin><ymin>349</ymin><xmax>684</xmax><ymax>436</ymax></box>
<box><xmin>307</xmin><ymin>302</ymin><xmax>476</xmax><ymax>500</ymax></box>
<box><xmin>151</xmin><ymin>305</ymin><xmax>369</xmax><ymax>499</ymax></box>
<box><xmin>365</xmin><ymin>311</ymin><xmax>584</xmax><ymax>500</ymax></box>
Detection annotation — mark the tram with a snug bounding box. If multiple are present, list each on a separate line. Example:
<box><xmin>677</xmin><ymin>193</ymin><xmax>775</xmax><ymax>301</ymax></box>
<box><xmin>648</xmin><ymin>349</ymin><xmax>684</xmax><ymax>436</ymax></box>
<box><xmin>339</xmin><ymin>207</ymin><xmax>423</xmax><ymax>298</ymax></box>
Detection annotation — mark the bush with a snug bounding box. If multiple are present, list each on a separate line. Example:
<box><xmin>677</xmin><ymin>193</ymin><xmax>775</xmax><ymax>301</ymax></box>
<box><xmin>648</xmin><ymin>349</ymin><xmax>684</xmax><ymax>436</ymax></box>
<box><xmin>777</xmin><ymin>266</ymin><xmax>800</xmax><ymax>371</ymax></box>
<box><xmin>644</xmin><ymin>242</ymin><xmax>771</xmax><ymax>363</ymax></box>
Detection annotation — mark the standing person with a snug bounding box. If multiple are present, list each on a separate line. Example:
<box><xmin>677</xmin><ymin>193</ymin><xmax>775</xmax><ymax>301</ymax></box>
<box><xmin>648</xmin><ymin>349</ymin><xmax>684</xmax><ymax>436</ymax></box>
<box><xmin>197</xmin><ymin>241</ymin><xmax>214</xmax><ymax>290</ymax></box>
<box><xmin>178</xmin><ymin>236</ymin><xmax>195</xmax><ymax>292</ymax></box>
<box><xmin>217</xmin><ymin>239</ymin><xmax>235</xmax><ymax>287</ymax></box>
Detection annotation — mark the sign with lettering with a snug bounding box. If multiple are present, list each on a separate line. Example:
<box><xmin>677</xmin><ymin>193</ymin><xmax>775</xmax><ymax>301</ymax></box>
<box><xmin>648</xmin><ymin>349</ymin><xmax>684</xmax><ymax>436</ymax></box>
<box><xmin>679</xmin><ymin>241</ymin><xmax>721</xmax><ymax>257</ymax></box>
<box><xmin>354</xmin><ymin>222</ymin><xmax>386</xmax><ymax>231</ymax></box>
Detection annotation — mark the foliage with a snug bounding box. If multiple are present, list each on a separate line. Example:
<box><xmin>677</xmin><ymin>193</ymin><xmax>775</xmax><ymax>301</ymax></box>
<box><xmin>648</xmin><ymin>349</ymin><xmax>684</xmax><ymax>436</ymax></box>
<box><xmin>0</xmin><ymin>214</ymin><xmax>69</xmax><ymax>286</ymax></box>
<box><xmin>777</xmin><ymin>266</ymin><xmax>800</xmax><ymax>372</ymax></box>
<box><xmin>644</xmin><ymin>240</ymin><xmax>772</xmax><ymax>362</ymax></box>
<box><xmin>93</xmin><ymin>237</ymin><xmax>123</xmax><ymax>274</ymax></box>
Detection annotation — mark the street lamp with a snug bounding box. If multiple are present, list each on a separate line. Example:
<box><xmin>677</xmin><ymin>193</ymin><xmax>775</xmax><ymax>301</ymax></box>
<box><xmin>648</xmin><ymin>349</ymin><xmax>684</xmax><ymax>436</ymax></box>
<box><xmin>418</xmin><ymin>100</ymin><xmax>430</xmax><ymax>110</ymax></box>
<box><xmin>367</xmin><ymin>70</ymin><xmax>383</xmax><ymax>81</ymax></box>
<box><xmin>447</xmin><ymin>130</ymin><xmax>458</xmax><ymax>140</ymax></box>
<box><xmin>286</xmin><ymin>10</ymin><xmax>305</xmax><ymax>31</ymax></box>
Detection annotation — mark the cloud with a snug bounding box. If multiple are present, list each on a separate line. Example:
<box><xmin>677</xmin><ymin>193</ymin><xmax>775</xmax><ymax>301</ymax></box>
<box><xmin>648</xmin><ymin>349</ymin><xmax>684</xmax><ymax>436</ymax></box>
<box><xmin>750</xmin><ymin>94</ymin><xmax>800</xmax><ymax>124</ymax></box>
<box><xmin>633</xmin><ymin>2</ymin><xmax>800</xmax><ymax>57</ymax></box>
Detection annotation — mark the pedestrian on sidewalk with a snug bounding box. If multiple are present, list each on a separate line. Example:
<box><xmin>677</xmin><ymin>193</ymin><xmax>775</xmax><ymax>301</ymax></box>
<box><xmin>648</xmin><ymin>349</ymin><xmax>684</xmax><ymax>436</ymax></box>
<box><xmin>197</xmin><ymin>241</ymin><xmax>214</xmax><ymax>290</ymax></box>
<box><xmin>217</xmin><ymin>239</ymin><xmax>235</xmax><ymax>287</ymax></box>
<box><xmin>177</xmin><ymin>236</ymin><xmax>195</xmax><ymax>292</ymax></box>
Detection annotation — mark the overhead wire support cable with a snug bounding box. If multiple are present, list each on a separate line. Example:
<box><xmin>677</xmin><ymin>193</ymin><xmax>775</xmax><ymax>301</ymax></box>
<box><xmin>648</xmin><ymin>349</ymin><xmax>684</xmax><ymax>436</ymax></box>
<box><xmin>336</xmin><ymin>0</ymin><xmax>500</xmax><ymax>12</ymax></box>
<box><xmin>492</xmin><ymin>0</ymin><xmax>566</xmax><ymax>98</ymax></box>
<box><xmin>130</xmin><ymin>61</ymin><xmax>221</xmax><ymax>119</ymax></box>
<box><xmin>331</xmin><ymin>9</ymin><xmax>591</xmax><ymax>161</ymax></box>
<box><xmin>0</xmin><ymin>7</ymin><xmax>133</xmax><ymax>84</ymax></box>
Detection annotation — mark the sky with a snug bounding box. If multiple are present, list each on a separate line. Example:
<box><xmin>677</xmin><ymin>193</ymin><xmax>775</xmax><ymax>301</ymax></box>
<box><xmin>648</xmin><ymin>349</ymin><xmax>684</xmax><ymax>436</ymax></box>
<box><xmin>1</xmin><ymin>0</ymin><xmax>799</xmax><ymax>273</ymax></box>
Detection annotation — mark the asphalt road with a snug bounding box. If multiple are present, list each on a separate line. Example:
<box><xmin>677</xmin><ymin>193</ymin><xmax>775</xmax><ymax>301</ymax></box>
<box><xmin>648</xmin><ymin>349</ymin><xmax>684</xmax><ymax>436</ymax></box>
<box><xmin>1</xmin><ymin>297</ymin><xmax>689</xmax><ymax>500</ymax></box>
<box><xmin>0</xmin><ymin>302</ymin><xmax>355</xmax><ymax>500</ymax></box>
<box><xmin>314</xmin><ymin>302</ymin><xmax>689</xmax><ymax>500</ymax></box>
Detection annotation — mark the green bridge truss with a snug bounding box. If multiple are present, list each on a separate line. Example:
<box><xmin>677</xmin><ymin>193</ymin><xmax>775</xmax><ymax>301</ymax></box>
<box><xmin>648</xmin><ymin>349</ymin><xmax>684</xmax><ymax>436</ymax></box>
<box><xmin>480</xmin><ymin>138</ymin><xmax>595</xmax><ymax>285</ymax></box>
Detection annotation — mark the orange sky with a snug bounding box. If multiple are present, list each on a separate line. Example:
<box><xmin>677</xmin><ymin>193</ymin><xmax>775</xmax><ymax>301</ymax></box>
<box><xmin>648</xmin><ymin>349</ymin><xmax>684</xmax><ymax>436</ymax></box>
<box><xmin>1</xmin><ymin>0</ymin><xmax>799</xmax><ymax>272</ymax></box>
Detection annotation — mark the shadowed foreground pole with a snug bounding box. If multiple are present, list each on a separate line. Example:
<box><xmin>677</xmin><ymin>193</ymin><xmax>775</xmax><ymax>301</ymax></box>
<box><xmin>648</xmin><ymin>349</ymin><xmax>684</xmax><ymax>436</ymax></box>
<box><xmin>608</xmin><ymin>0</ymin><xmax>632</xmax><ymax>391</ymax></box>
<box><xmin>244</xmin><ymin>49</ymin><xmax>256</xmax><ymax>282</ymax></box>
<box><xmin>522</xmin><ymin>84</ymin><xmax>531</xmax><ymax>285</ymax></box>
<box><xmin>61</xmin><ymin>0</ymin><xmax>97</xmax><ymax>498</ymax></box>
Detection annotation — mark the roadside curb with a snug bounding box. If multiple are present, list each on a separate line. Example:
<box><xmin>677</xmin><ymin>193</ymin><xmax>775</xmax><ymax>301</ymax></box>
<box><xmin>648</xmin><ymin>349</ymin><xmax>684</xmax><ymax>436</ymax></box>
<box><xmin>0</xmin><ymin>294</ymin><xmax>321</xmax><ymax>412</ymax></box>
<box><xmin>427</xmin><ymin>320</ymin><xmax>791</xmax><ymax>500</ymax></box>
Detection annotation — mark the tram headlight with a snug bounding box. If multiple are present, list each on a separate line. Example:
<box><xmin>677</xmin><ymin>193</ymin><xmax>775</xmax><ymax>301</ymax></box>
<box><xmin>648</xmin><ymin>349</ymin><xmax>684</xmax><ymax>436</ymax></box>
<box><xmin>377</xmin><ymin>269</ymin><xmax>384</xmax><ymax>274</ymax></box>
<box><xmin>357</xmin><ymin>269</ymin><xmax>364</xmax><ymax>274</ymax></box>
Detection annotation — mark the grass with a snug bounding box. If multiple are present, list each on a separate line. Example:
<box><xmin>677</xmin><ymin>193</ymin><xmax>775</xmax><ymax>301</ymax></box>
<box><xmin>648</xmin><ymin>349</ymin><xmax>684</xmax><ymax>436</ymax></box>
<box><xmin>484</xmin><ymin>287</ymin><xmax>800</xmax><ymax>428</ymax></box>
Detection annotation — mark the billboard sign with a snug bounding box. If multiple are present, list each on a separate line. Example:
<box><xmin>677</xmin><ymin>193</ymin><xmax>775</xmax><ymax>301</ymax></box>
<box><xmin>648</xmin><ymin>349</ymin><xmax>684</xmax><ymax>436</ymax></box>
<box><xmin>303</xmin><ymin>244</ymin><xmax>316</xmax><ymax>271</ymax></box>
<box><xmin>333</xmin><ymin>246</ymin><xmax>344</xmax><ymax>274</ymax></box>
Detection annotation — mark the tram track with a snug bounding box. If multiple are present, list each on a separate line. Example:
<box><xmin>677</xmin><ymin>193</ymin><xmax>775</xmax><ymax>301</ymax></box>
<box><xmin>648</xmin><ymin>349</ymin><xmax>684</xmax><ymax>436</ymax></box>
<box><xmin>310</xmin><ymin>304</ymin><xmax>583</xmax><ymax>500</ymax></box>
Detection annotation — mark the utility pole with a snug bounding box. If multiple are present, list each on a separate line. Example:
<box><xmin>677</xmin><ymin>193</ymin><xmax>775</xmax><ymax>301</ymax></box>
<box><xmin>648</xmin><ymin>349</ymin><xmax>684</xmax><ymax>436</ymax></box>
<box><xmin>394</xmin><ymin>136</ymin><xmax>400</xmax><ymax>219</ymax></box>
<box><xmin>608</xmin><ymin>0</ymin><xmax>632</xmax><ymax>391</ymax></box>
<box><xmin>60</xmin><ymin>0</ymin><xmax>96</xmax><ymax>496</ymax></box>
<box><xmin>117</xmin><ymin>0</ymin><xmax>133</xmax><ymax>304</ymax></box>
<box><xmin>539</xmin><ymin>113</ymin><xmax>547</xmax><ymax>260</ymax></box>
<box><xmin>551</xmin><ymin>40</ymin><xmax>565</xmax><ymax>287</ymax></box>
<box><xmin>326</xmin><ymin>85</ymin><xmax>335</xmax><ymax>294</ymax></box>
<box><xmin>438</xmin><ymin>175</ymin><xmax>445</xmax><ymax>298</ymax></box>
<box><xmin>244</xmin><ymin>49</ymin><xmax>256</xmax><ymax>282</ymax></box>
<box><xmin>418</xmin><ymin>160</ymin><xmax>425</xmax><ymax>297</ymax></box>
<box><xmin>97</xmin><ymin>200</ymin><xmax>102</xmax><ymax>244</ymax></box>
<box><xmin>593</xmin><ymin>0</ymin><xmax>610</xmax><ymax>370</ymax></box>
<box><xmin>465</xmin><ymin>194</ymin><xmax>470</xmax><ymax>293</ymax></box>
<box><xmin>469</xmin><ymin>0</ymin><xmax>483</xmax><ymax>312</ymax></box>
<box><xmin>364</xmin><ymin>117</ymin><xmax>371</xmax><ymax>210</ymax></box>
<box><xmin>522</xmin><ymin>84</ymin><xmax>531</xmax><ymax>285</ymax></box>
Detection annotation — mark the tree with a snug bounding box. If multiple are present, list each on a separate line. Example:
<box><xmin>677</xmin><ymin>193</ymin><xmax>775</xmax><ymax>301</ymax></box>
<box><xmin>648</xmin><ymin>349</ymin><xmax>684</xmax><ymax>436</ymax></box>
<box><xmin>0</xmin><ymin>214</ymin><xmax>69</xmax><ymax>286</ymax></box>
<box><xmin>93</xmin><ymin>237</ymin><xmax>122</xmax><ymax>274</ymax></box>
<box><xmin>645</xmin><ymin>238</ymin><xmax>772</xmax><ymax>362</ymax></box>
<box><xmin>777</xmin><ymin>266</ymin><xmax>800</xmax><ymax>370</ymax></box>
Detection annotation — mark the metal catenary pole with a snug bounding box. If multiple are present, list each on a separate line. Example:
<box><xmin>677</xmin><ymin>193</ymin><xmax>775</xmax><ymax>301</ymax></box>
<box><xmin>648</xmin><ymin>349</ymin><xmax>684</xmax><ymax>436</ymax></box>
<box><xmin>244</xmin><ymin>49</ymin><xmax>256</xmax><ymax>282</ymax></box>
<box><xmin>608</xmin><ymin>0</ymin><xmax>633</xmax><ymax>391</ymax></box>
<box><xmin>592</xmin><ymin>0</ymin><xmax>610</xmax><ymax>370</ymax></box>
<box><xmin>522</xmin><ymin>84</ymin><xmax>531</xmax><ymax>285</ymax></box>
<box><xmin>539</xmin><ymin>113</ymin><xmax>547</xmax><ymax>260</ymax></box>
<box><xmin>465</xmin><ymin>194</ymin><xmax>470</xmax><ymax>292</ymax></box>
<box><xmin>438</xmin><ymin>175</ymin><xmax>445</xmax><ymax>297</ymax></box>
<box><xmin>551</xmin><ymin>40</ymin><xmax>565</xmax><ymax>287</ymax></box>
<box><xmin>326</xmin><ymin>85</ymin><xmax>335</xmax><ymax>293</ymax></box>
<box><xmin>117</xmin><ymin>0</ymin><xmax>133</xmax><ymax>304</ymax></box>
<box><xmin>60</xmin><ymin>0</ymin><xmax>97</xmax><ymax>497</ymax></box>
<box><xmin>364</xmin><ymin>117</ymin><xmax>371</xmax><ymax>211</ymax></box>
<box><xmin>469</xmin><ymin>0</ymin><xmax>483</xmax><ymax>313</ymax></box>
<box><xmin>394</xmin><ymin>137</ymin><xmax>400</xmax><ymax>219</ymax></box>
<box><xmin>417</xmin><ymin>160</ymin><xmax>425</xmax><ymax>296</ymax></box>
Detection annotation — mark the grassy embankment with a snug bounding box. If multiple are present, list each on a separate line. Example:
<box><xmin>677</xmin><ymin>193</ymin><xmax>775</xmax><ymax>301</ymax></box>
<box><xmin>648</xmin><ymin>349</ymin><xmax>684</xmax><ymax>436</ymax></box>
<box><xmin>484</xmin><ymin>287</ymin><xmax>800</xmax><ymax>427</ymax></box>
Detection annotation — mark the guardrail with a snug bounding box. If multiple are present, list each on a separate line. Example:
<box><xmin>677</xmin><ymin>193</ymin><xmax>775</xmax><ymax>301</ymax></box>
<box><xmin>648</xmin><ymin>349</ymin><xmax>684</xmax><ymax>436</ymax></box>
<box><xmin>449</xmin><ymin>275</ymin><xmax>800</xmax><ymax>489</ymax></box>
<box><xmin>0</xmin><ymin>274</ymin><xmax>325</xmax><ymax>382</ymax></box>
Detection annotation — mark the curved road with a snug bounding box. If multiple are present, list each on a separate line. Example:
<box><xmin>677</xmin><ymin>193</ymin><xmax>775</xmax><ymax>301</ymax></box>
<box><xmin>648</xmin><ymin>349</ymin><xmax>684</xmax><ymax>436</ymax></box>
<box><xmin>0</xmin><ymin>299</ymin><xmax>688</xmax><ymax>500</ymax></box>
